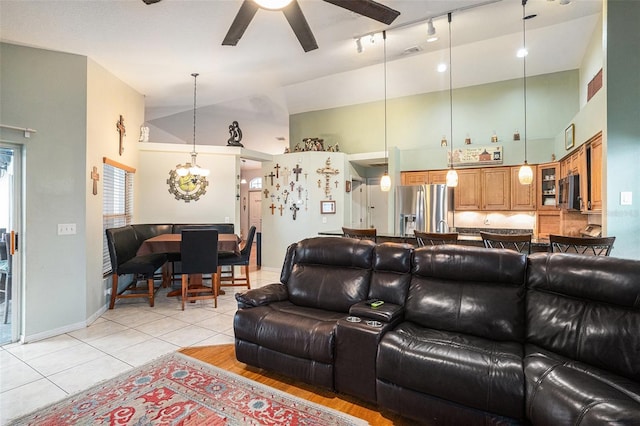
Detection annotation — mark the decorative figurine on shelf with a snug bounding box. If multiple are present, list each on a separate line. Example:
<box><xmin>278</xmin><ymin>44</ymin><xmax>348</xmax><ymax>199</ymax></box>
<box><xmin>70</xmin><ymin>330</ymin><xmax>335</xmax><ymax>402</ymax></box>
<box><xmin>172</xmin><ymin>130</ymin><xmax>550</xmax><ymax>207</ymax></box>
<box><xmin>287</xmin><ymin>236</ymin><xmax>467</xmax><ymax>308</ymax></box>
<box><xmin>227</xmin><ymin>121</ymin><xmax>244</xmax><ymax>147</ymax></box>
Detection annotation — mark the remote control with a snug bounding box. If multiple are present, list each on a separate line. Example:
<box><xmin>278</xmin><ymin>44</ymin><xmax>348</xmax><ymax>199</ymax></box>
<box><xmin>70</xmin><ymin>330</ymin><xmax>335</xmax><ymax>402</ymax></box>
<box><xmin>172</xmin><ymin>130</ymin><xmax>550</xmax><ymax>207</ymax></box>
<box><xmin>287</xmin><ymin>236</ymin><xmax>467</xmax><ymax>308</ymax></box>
<box><xmin>370</xmin><ymin>300</ymin><xmax>384</xmax><ymax>308</ymax></box>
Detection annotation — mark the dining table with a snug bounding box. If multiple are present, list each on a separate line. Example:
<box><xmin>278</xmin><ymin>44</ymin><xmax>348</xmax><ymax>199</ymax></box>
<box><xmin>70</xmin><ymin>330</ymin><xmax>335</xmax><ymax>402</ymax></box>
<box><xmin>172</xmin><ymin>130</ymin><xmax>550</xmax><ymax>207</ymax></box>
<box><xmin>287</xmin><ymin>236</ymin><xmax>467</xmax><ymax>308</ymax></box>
<box><xmin>136</xmin><ymin>233</ymin><xmax>241</xmax><ymax>295</ymax></box>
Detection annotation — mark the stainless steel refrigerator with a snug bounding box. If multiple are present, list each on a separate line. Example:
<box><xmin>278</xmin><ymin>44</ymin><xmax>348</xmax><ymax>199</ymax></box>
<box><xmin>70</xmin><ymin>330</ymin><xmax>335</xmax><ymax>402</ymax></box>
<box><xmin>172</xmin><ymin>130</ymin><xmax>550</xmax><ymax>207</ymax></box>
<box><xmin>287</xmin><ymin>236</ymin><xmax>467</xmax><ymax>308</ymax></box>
<box><xmin>395</xmin><ymin>185</ymin><xmax>450</xmax><ymax>236</ymax></box>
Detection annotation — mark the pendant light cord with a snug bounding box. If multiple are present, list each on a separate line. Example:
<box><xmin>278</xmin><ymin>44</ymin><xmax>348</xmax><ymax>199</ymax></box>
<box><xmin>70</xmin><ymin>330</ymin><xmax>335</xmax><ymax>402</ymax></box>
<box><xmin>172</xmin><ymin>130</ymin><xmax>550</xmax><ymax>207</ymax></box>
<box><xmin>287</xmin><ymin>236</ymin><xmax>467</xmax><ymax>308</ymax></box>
<box><xmin>448</xmin><ymin>13</ymin><xmax>453</xmax><ymax>169</ymax></box>
<box><xmin>383</xmin><ymin>30</ymin><xmax>388</xmax><ymax>173</ymax></box>
<box><xmin>191</xmin><ymin>72</ymin><xmax>199</xmax><ymax>155</ymax></box>
<box><xmin>522</xmin><ymin>1</ymin><xmax>528</xmax><ymax>164</ymax></box>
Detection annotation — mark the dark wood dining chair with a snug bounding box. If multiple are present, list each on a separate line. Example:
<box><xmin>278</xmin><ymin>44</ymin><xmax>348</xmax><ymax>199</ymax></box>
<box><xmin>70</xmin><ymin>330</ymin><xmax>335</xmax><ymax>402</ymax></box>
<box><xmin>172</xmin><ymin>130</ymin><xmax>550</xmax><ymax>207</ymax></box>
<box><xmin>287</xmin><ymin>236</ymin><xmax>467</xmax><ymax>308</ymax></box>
<box><xmin>481</xmin><ymin>232</ymin><xmax>532</xmax><ymax>254</ymax></box>
<box><xmin>549</xmin><ymin>234</ymin><xmax>615</xmax><ymax>256</ymax></box>
<box><xmin>414</xmin><ymin>231</ymin><xmax>459</xmax><ymax>247</ymax></box>
<box><xmin>218</xmin><ymin>225</ymin><xmax>255</xmax><ymax>291</ymax></box>
<box><xmin>342</xmin><ymin>227</ymin><xmax>377</xmax><ymax>242</ymax></box>
<box><xmin>180</xmin><ymin>229</ymin><xmax>220</xmax><ymax>310</ymax></box>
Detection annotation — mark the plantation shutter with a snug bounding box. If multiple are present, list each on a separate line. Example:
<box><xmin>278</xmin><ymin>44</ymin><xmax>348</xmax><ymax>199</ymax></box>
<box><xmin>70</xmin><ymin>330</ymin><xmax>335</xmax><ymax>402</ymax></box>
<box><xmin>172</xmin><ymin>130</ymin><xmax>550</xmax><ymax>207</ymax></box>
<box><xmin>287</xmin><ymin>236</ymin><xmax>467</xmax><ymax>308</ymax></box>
<box><xmin>102</xmin><ymin>158</ymin><xmax>135</xmax><ymax>275</ymax></box>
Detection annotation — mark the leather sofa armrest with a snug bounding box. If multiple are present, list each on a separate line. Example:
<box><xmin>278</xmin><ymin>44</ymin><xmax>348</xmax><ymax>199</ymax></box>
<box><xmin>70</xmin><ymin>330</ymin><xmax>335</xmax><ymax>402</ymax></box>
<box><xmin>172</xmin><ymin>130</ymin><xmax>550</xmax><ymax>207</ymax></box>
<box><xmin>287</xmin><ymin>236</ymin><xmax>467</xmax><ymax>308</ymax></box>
<box><xmin>235</xmin><ymin>283</ymin><xmax>289</xmax><ymax>308</ymax></box>
<box><xmin>349</xmin><ymin>301</ymin><xmax>404</xmax><ymax>323</ymax></box>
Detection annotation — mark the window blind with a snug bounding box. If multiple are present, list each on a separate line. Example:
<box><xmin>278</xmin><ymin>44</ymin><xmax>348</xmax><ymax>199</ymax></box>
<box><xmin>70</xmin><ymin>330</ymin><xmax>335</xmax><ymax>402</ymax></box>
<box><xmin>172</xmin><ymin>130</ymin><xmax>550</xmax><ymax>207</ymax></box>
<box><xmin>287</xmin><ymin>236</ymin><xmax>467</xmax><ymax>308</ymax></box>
<box><xmin>102</xmin><ymin>159</ymin><xmax>135</xmax><ymax>276</ymax></box>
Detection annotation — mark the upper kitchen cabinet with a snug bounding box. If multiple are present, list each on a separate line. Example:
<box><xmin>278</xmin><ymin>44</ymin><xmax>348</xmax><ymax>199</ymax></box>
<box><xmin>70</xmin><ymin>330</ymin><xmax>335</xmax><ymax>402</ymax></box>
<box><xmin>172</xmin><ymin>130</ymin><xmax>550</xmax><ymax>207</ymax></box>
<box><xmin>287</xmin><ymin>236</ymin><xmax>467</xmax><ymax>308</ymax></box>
<box><xmin>482</xmin><ymin>167</ymin><xmax>511</xmax><ymax>210</ymax></box>
<box><xmin>510</xmin><ymin>166</ymin><xmax>536</xmax><ymax>210</ymax></box>
<box><xmin>401</xmin><ymin>171</ymin><xmax>429</xmax><ymax>185</ymax></box>
<box><xmin>427</xmin><ymin>170</ymin><xmax>449</xmax><ymax>185</ymax></box>
<box><xmin>586</xmin><ymin>133</ymin><xmax>603</xmax><ymax>211</ymax></box>
<box><xmin>537</xmin><ymin>162</ymin><xmax>559</xmax><ymax>210</ymax></box>
<box><xmin>455</xmin><ymin>169</ymin><xmax>482</xmax><ymax>211</ymax></box>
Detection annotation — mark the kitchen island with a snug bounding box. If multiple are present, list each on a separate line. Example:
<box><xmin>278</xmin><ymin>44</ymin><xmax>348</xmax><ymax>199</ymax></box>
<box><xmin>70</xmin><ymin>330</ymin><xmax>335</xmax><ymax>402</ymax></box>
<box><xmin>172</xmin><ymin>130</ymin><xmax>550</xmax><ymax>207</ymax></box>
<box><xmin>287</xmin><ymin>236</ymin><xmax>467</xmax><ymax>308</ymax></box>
<box><xmin>318</xmin><ymin>228</ymin><xmax>550</xmax><ymax>252</ymax></box>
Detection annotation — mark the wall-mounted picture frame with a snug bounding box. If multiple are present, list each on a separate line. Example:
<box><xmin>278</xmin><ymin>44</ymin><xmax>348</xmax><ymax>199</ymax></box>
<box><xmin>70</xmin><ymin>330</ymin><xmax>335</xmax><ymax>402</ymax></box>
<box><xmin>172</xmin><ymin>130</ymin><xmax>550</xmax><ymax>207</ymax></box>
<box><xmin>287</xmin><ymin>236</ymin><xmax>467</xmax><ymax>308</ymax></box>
<box><xmin>565</xmin><ymin>123</ymin><xmax>575</xmax><ymax>150</ymax></box>
<box><xmin>320</xmin><ymin>200</ymin><xmax>336</xmax><ymax>214</ymax></box>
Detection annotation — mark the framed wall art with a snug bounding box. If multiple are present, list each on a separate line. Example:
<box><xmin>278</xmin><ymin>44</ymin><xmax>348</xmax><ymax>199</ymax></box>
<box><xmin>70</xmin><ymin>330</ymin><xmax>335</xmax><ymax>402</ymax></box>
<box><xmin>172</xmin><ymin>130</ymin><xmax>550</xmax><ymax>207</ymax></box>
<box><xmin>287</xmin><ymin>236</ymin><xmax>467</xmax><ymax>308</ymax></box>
<box><xmin>320</xmin><ymin>200</ymin><xmax>336</xmax><ymax>214</ymax></box>
<box><xmin>565</xmin><ymin>123</ymin><xmax>575</xmax><ymax>150</ymax></box>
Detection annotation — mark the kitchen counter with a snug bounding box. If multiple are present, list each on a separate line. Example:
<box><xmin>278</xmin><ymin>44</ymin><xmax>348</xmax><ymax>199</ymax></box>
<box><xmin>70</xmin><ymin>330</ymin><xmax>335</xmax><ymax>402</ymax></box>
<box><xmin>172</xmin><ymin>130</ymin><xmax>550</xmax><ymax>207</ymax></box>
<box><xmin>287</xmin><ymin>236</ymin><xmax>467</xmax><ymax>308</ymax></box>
<box><xmin>318</xmin><ymin>229</ymin><xmax>550</xmax><ymax>252</ymax></box>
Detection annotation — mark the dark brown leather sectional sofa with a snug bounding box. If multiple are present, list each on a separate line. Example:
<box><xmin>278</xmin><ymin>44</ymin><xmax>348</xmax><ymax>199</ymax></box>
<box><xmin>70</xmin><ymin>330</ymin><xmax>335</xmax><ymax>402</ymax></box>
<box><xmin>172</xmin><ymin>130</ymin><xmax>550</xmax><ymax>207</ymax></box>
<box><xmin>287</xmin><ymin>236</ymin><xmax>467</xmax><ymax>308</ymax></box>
<box><xmin>233</xmin><ymin>237</ymin><xmax>640</xmax><ymax>425</ymax></box>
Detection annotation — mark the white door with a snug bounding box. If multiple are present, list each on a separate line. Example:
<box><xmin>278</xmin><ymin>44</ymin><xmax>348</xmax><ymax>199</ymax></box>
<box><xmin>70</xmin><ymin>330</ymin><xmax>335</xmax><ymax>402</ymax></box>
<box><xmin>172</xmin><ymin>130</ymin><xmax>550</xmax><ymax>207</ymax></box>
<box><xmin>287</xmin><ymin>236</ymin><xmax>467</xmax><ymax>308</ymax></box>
<box><xmin>248</xmin><ymin>190</ymin><xmax>262</xmax><ymax>233</ymax></box>
<box><xmin>351</xmin><ymin>180</ymin><xmax>366</xmax><ymax>228</ymax></box>
<box><xmin>367</xmin><ymin>178</ymin><xmax>389</xmax><ymax>233</ymax></box>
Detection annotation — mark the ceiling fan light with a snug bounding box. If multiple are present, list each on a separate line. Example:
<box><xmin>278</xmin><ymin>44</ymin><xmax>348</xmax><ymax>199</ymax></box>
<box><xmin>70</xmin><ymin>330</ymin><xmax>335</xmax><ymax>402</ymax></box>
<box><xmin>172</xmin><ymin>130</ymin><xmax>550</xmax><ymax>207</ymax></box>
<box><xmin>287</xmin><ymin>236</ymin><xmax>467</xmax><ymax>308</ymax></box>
<box><xmin>253</xmin><ymin>0</ymin><xmax>292</xmax><ymax>10</ymax></box>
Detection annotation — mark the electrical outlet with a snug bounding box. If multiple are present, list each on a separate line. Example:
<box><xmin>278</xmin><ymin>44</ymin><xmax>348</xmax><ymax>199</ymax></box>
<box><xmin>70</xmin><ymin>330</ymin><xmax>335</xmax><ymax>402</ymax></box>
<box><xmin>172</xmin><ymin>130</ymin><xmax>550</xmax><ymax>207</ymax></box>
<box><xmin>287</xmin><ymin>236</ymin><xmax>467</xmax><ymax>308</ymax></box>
<box><xmin>621</xmin><ymin>191</ymin><xmax>632</xmax><ymax>205</ymax></box>
<box><xmin>57</xmin><ymin>223</ymin><xmax>76</xmax><ymax>235</ymax></box>
<box><xmin>224</xmin><ymin>217</ymin><xmax>230</xmax><ymax>223</ymax></box>
<box><xmin>322</xmin><ymin>217</ymin><xmax>327</xmax><ymax>224</ymax></box>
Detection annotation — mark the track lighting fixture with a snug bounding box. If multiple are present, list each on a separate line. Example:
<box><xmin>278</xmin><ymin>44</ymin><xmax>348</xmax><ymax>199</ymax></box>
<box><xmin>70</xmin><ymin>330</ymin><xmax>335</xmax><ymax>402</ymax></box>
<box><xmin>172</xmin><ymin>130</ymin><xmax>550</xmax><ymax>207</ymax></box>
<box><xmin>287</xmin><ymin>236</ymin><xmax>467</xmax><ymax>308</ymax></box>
<box><xmin>355</xmin><ymin>37</ymin><xmax>363</xmax><ymax>53</ymax></box>
<box><xmin>427</xmin><ymin>18</ymin><xmax>436</xmax><ymax>36</ymax></box>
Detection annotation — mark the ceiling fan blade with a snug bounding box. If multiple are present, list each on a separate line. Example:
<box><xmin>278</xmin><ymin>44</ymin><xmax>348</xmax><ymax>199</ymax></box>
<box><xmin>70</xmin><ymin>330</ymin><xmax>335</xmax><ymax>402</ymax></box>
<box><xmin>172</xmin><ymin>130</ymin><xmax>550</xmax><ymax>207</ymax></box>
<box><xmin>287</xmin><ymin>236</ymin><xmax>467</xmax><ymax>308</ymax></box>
<box><xmin>323</xmin><ymin>0</ymin><xmax>400</xmax><ymax>25</ymax></box>
<box><xmin>222</xmin><ymin>0</ymin><xmax>260</xmax><ymax>46</ymax></box>
<box><xmin>141</xmin><ymin>0</ymin><xmax>162</xmax><ymax>4</ymax></box>
<box><xmin>283</xmin><ymin>0</ymin><xmax>318</xmax><ymax>52</ymax></box>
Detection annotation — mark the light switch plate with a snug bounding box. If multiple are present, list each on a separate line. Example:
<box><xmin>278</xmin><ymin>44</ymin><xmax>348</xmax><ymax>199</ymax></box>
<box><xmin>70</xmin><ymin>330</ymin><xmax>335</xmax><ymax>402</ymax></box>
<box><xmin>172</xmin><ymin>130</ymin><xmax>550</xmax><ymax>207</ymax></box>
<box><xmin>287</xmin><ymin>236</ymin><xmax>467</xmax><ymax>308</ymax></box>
<box><xmin>621</xmin><ymin>191</ymin><xmax>633</xmax><ymax>205</ymax></box>
<box><xmin>58</xmin><ymin>223</ymin><xmax>76</xmax><ymax>235</ymax></box>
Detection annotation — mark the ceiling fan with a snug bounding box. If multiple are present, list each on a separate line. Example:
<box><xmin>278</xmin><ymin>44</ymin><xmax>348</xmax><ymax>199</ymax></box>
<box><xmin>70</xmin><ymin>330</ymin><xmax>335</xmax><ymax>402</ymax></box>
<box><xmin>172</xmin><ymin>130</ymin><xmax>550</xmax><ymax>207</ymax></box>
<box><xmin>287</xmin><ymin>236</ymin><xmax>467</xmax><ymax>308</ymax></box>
<box><xmin>142</xmin><ymin>0</ymin><xmax>400</xmax><ymax>53</ymax></box>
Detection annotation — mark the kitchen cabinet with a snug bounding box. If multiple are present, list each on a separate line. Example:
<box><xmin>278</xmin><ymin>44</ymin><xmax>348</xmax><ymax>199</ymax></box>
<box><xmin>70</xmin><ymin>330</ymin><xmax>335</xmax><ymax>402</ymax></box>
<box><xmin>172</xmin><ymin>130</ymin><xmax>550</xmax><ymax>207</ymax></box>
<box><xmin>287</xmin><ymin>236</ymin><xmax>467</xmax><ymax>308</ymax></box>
<box><xmin>537</xmin><ymin>162</ymin><xmax>559</xmax><ymax>210</ymax></box>
<box><xmin>511</xmin><ymin>166</ymin><xmax>537</xmax><ymax>210</ymax></box>
<box><xmin>455</xmin><ymin>169</ymin><xmax>482</xmax><ymax>211</ymax></box>
<box><xmin>401</xmin><ymin>171</ymin><xmax>429</xmax><ymax>185</ymax></box>
<box><xmin>428</xmin><ymin>170</ymin><xmax>448</xmax><ymax>184</ymax></box>
<box><xmin>482</xmin><ymin>167</ymin><xmax>510</xmax><ymax>210</ymax></box>
<box><xmin>537</xmin><ymin>210</ymin><xmax>561</xmax><ymax>239</ymax></box>
<box><xmin>587</xmin><ymin>133</ymin><xmax>602</xmax><ymax>211</ymax></box>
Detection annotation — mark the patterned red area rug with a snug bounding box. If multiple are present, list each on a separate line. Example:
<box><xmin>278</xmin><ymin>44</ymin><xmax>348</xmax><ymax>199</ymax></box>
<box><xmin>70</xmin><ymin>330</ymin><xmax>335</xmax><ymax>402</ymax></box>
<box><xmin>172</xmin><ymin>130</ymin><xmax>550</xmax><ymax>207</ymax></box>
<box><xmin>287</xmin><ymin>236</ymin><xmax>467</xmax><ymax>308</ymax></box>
<box><xmin>9</xmin><ymin>352</ymin><xmax>368</xmax><ymax>426</ymax></box>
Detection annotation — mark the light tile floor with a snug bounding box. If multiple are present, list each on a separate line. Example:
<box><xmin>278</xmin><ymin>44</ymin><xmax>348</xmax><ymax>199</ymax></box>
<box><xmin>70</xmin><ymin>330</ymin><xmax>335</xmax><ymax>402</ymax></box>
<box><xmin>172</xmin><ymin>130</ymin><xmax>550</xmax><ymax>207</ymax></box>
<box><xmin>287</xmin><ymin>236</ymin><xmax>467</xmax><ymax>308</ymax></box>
<box><xmin>0</xmin><ymin>268</ymin><xmax>281</xmax><ymax>424</ymax></box>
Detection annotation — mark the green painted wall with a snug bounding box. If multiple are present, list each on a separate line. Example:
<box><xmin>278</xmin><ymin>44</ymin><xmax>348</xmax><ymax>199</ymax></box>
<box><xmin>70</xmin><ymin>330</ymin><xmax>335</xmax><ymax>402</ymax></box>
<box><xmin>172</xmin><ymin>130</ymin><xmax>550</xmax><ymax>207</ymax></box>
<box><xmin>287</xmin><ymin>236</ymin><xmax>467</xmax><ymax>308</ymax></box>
<box><xmin>605</xmin><ymin>0</ymin><xmax>640</xmax><ymax>260</ymax></box>
<box><xmin>290</xmin><ymin>70</ymin><xmax>579</xmax><ymax>171</ymax></box>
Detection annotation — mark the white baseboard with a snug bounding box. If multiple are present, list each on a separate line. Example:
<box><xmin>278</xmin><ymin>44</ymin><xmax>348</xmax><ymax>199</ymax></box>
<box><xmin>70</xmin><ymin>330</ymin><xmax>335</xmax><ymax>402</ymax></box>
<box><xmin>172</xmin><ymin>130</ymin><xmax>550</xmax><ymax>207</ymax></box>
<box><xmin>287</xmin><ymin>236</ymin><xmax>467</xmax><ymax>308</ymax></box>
<box><xmin>21</xmin><ymin>304</ymin><xmax>109</xmax><ymax>343</ymax></box>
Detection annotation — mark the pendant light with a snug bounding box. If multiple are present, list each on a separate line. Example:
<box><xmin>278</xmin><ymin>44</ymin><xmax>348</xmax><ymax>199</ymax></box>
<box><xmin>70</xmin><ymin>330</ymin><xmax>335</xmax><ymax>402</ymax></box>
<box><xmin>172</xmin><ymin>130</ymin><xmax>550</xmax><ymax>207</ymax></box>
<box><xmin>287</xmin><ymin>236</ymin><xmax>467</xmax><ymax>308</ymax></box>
<box><xmin>445</xmin><ymin>12</ymin><xmax>458</xmax><ymax>188</ymax></box>
<box><xmin>380</xmin><ymin>30</ymin><xmax>391</xmax><ymax>192</ymax></box>
<box><xmin>175</xmin><ymin>73</ymin><xmax>210</xmax><ymax>179</ymax></box>
<box><xmin>518</xmin><ymin>0</ymin><xmax>534</xmax><ymax>185</ymax></box>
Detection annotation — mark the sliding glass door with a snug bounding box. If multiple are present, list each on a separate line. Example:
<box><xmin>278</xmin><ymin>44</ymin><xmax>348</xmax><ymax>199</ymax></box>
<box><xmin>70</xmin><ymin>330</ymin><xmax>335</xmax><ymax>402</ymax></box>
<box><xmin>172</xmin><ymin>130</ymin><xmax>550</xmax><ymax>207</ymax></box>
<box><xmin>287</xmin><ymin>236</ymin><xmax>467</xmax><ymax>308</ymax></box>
<box><xmin>0</xmin><ymin>143</ymin><xmax>21</xmax><ymax>345</ymax></box>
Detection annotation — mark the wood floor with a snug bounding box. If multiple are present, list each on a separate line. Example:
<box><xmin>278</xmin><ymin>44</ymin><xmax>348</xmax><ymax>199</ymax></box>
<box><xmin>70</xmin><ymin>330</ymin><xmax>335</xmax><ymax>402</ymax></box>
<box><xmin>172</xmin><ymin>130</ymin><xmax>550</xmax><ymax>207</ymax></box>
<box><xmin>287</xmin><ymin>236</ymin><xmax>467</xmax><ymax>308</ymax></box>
<box><xmin>179</xmin><ymin>344</ymin><xmax>411</xmax><ymax>425</ymax></box>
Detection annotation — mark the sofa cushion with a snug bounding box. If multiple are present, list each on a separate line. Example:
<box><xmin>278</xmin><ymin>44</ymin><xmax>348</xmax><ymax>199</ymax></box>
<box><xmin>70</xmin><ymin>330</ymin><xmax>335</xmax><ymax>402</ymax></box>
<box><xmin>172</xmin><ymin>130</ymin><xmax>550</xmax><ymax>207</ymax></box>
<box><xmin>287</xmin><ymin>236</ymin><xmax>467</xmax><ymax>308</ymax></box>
<box><xmin>286</xmin><ymin>237</ymin><xmax>374</xmax><ymax>312</ymax></box>
<box><xmin>525</xmin><ymin>344</ymin><xmax>640</xmax><ymax>425</ymax></box>
<box><xmin>234</xmin><ymin>301</ymin><xmax>344</xmax><ymax>364</ymax></box>
<box><xmin>527</xmin><ymin>253</ymin><xmax>640</xmax><ymax>382</ymax></box>
<box><xmin>369</xmin><ymin>242</ymin><xmax>413</xmax><ymax>306</ymax></box>
<box><xmin>408</xmin><ymin>245</ymin><xmax>527</xmax><ymax>341</ymax></box>
<box><xmin>378</xmin><ymin>322</ymin><xmax>525</xmax><ymax>420</ymax></box>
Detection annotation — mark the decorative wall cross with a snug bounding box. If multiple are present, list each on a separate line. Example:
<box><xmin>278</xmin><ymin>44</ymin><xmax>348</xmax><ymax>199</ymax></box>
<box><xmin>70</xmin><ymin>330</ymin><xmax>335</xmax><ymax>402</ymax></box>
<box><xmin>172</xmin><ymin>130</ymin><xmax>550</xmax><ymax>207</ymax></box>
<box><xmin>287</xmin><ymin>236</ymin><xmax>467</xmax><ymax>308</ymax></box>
<box><xmin>278</xmin><ymin>205</ymin><xmax>284</xmax><ymax>216</ymax></box>
<box><xmin>116</xmin><ymin>115</ymin><xmax>126</xmax><ymax>156</ymax></box>
<box><xmin>267</xmin><ymin>171</ymin><xmax>276</xmax><ymax>186</ymax></box>
<box><xmin>290</xmin><ymin>203</ymin><xmax>300</xmax><ymax>220</ymax></box>
<box><xmin>263</xmin><ymin>188</ymin><xmax>269</xmax><ymax>199</ymax></box>
<box><xmin>283</xmin><ymin>190</ymin><xmax>290</xmax><ymax>204</ymax></box>
<box><xmin>274</xmin><ymin>163</ymin><xmax>281</xmax><ymax>178</ymax></box>
<box><xmin>90</xmin><ymin>166</ymin><xmax>100</xmax><ymax>196</ymax></box>
<box><xmin>297</xmin><ymin>185</ymin><xmax>303</xmax><ymax>198</ymax></box>
<box><xmin>269</xmin><ymin>203</ymin><xmax>276</xmax><ymax>215</ymax></box>
<box><xmin>293</xmin><ymin>164</ymin><xmax>303</xmax><ymax>181</ymax></box>
<box><xmin>316</xmin><ymin>157</ymin><xmax>340</xmax><ymax>199</ymax></box>
<box><xmin>276</xmin><ymin>183</ymin><xmax>281</xmax><ymax>191</ymax></box>
<box><xmin>289</xmin><ymin>181</ymin><xmax>295</xmax><ymax>191</ymax></box>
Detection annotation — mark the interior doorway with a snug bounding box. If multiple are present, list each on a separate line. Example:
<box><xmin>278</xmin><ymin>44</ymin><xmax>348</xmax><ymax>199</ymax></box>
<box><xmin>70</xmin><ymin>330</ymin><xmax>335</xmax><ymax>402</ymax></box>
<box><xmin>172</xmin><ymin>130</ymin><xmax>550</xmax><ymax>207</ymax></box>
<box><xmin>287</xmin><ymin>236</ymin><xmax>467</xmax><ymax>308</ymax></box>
<box><xmin>0</xmin><ymin>143</ymin><xmax>21</xmax><ymax>345</ymax></box>
<box><xmin>248</xmin><ymin>190</ymin><xmax>262</xmax><ymax>234</ymax></box>
<box><xmin>366</xmin><ymin>177</ymin><xmax>389</xmax><ymax>233</ymax></box>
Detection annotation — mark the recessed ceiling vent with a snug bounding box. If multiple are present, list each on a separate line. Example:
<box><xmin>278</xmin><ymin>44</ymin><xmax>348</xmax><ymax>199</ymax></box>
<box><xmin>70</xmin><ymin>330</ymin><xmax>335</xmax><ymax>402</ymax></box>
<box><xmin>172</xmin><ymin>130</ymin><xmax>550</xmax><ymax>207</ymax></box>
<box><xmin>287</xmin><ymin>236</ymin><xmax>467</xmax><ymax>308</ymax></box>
<box><xmin>403</xmin><ymin>46</ymin><xmax>423</xmax><ymax>55</ymax></box>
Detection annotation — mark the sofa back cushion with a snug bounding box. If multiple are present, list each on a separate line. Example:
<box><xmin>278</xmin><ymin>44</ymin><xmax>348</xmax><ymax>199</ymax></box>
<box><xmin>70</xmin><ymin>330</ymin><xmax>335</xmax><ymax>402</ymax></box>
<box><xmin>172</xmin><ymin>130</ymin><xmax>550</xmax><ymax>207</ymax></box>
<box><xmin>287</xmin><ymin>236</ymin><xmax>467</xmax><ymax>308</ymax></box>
<box><xmin>527</xmin><ymin>253</ymin><xmax>640</xmax><ymax>381</ymax></box>
<box><xmin>407</xmin><ymin>245</ymin><xmax>527</xmax><ymax>341</ymax></box>
<box><xmin>369</xmin><ymin>242</ymin><xmax>413</xmax><ymax>305</ymax></box>
<box><xmin>286</xmin><ymin>237</ymin><xmax>374</xmax><ymax>312</ymax></box>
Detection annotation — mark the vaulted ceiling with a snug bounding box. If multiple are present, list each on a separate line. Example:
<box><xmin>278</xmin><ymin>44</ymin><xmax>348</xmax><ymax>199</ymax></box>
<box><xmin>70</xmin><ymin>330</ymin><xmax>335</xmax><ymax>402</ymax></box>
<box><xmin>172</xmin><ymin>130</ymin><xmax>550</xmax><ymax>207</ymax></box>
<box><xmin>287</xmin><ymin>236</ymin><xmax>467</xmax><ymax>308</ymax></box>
<box><xmin>1</xmin><ymin>0</ymin><xmax>602</xmax><ymax>156</ymax></box>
